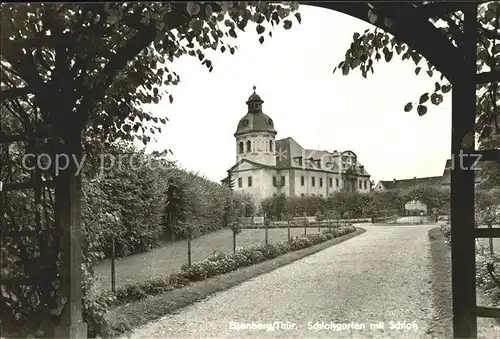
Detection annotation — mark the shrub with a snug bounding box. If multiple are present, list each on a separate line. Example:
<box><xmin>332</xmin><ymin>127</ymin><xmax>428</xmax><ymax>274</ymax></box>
<box><xmin>161</xmin><ymin>168</ymin><xmax>255</xmax><ymax>240</ymax></box>
<box><xmin>440</xmin><ymin>203</ymin><xmax>500</xmax><ymax>307</ymax></box>
<box><xmin>289</xmin><ymin>237</ymin><xmax>311</xmax><ymax>251</ymax></box>
<box><xmin>260</xmin><ymin>186</ymin><xmax>455</xmax><ymax>220</ymax></box>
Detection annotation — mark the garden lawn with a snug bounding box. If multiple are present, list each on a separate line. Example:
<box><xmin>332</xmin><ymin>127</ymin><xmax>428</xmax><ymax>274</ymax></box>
<box><xmin>92</xmin><ymin>227</ymin><xmax>332</xmax><ymax>294</ymax></box>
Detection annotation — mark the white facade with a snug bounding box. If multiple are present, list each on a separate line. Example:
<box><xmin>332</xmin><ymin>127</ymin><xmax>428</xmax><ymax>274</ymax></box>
<box><xmin>226</xmin><ymin>87</ymin><xmax>372</xmax><ymax>203</ymax></box>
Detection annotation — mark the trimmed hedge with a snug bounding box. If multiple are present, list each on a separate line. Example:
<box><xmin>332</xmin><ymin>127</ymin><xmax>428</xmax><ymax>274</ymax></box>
<box><xmin>260</xmin><ymin>185</ymin><xmax>452</xmax><ymax>220</ymax></box>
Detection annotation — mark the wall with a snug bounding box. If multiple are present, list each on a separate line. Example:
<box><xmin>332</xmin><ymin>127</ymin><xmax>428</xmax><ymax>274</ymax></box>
<box><xmin>236</xmin><ymin>132</ymin><xmax>276</xmax><ymax>166</ymax></box>
<box><xmin>232</xmin><ymin>168</ymin><xmax>277</xmax><ymax>201</ymax></box>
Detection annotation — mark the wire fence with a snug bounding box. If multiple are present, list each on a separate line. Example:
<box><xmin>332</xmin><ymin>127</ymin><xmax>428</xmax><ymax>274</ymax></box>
<box><xmin>91</xmin><ymin>220</ymin><xmax>361</xmax><ymax>294</ymax></box>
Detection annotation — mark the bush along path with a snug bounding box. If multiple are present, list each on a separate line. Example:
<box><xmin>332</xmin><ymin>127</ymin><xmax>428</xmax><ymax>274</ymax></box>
<box><xmin>440</xmin><ymin>223</ymin><xmax>500</xmax><ymax>309</ymax></box>
<box><xmin>85</xmin><ymin>225</ymin><xmax>358</xmax><ymax>338</ymax></box>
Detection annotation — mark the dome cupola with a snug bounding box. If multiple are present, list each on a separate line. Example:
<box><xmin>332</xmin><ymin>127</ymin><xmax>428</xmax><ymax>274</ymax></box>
<box><xmin>234</xmin><ymin>86</ymin><xmax>277</xmax><ymax>137</ymax></box>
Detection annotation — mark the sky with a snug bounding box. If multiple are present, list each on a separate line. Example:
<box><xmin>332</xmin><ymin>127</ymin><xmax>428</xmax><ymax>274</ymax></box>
<box><xmin>143</xmin><ymin>5</ymin><xmax>452</xmax><ymax>184</ymax></box>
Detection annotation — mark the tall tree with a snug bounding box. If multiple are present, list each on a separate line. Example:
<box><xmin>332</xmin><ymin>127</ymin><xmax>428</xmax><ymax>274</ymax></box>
<box><xmin>1</xmin><ymin>2</ymin><xmax>301</xmax><ymax>147</ymax></box>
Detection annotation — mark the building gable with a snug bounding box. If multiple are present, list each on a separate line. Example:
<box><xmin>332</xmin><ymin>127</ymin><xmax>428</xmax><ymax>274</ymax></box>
<box><xmin>228</xmin><ymin>158</ymin><xmax>276</xmax><ymax>173</ymax></box>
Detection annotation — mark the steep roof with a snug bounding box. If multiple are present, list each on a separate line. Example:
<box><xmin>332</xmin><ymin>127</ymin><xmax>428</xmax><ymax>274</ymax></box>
<box><xmin>234</xmin><ymin>87</ymin><xmax>277</xmax><ymax>137</ymax></box>
<box><xmin>378</xmin><ymin>176</ymin><xmax>444</xmax><ymax>190</ymax></box>
<box><xmin>274</xmin><ymin>137</ymin><xmax>370</xmax><ymax>176</ymax></box>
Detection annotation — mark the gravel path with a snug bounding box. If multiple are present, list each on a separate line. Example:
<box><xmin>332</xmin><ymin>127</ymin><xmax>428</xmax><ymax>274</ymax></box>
<box><xmin>121</xmin><ymin>225</ymin><xmax>438</xmax><ymax>338</ymax></box>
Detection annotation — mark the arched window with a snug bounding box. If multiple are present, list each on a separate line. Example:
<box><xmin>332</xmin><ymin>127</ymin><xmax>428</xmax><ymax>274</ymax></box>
<box><xmin>238</xmin><ymin>142</ymin><xmax>244</xmax><ymax>154</ymax></box>
<box><xmin>246</xmin><ymin>140</ymin><xmax>252</xmax><ymax>152</ymax></box>
<box><xmin>269</xmin><ymin>140</ymin><xmax>273</xmax><ymax>152</ymax></box>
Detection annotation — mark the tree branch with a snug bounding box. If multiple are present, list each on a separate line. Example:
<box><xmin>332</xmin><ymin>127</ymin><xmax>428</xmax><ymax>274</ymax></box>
<box><xmin>75</xmin><ymin>3</ymin><xmax>191</xmax><ymax>130</ymax></box>
<box><xmin>0</xmin><ymin>86</ymin><xmax>35</xmax><ymax>102</ymax></box>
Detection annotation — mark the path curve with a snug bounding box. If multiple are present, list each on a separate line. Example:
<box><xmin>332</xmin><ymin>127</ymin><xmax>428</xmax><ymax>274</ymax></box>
<box><xmin>121</xmin><ymin>225</ymin><xmax>441</xmax><ymax>338</ymax></box>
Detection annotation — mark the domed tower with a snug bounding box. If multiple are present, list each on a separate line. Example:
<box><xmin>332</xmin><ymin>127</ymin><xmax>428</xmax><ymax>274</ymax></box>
<box><xmin>234</xmin><ymin>86</ymin><xmax>277</xmax><ymax>166</ymax></box>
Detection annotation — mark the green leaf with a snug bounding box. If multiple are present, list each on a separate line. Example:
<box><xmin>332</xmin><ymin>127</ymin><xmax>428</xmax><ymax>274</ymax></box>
<box><xmin>187</xmin><ymin>2</ymin><xmax>201</xmax><ymax>16</ymax></box>
<box><xmin>256</xmin><ymin>25</ymin><xmax>265</xmax><ymax>34</ymax></box>
<box><xmin>384</xmin><ymin>49</ymin><xmax>393</xmax><ymax>62</ymax></box>
<box><xmin>404</xmin><ymin>103</ymin><xmax>413</xmax><ymax>112</ymax></box>
<box><xmin>417</xmin><ymin>105</ymin><xmax>427</xmax><ymax>116</ymax></box>
<box><xmin>205</xmin><ymin>4</ymin><xmax>213</xmax><ymax>16</ymax></box>
<box><xmin>353</xmin><ymin>32</ymin><xmax>360</xmax><ymax>41</ymax></box>
<box><xmin>442</xmin><ymin>84</ymin><xmax>451</xmax><ymax>93</ymax></box>
<box><xmin>426</xmin><ymin>70</ymin><xmax>433</xmax><ymax>77</ymax></box>
<box><xmin>283</xmin><ymin>20</ymin><xmax>292</xmax><ymax>29</ymax></box>
<box><xmin>228</xmin><ymin>29</ymin><xmax>237</xmax><ymax>38</ymax></box>
<box><xmin>259</xmin><ymin>36</ymin><xmax>264</xmax><ymax>44</ymax></box>
<box><xmin>431</xmin><ymin>93</ymin><xmax>438</xmax><ymax>105</ymax></box>
<box><xmin>342</xmin><ymin>64</ymin><xmax>349</xmax><ymax>76</ymax></box>
<box><xmin>189</xmin><ymin>18</ymin><xmax>203</xmax><ymax>31</ymax></box>
<box><xmin>415</xmin><ymin>67</ymin><xmax>421</xmax><ymax>75</ymax></box>
<box><xmin>295</xmin><ymin>12</ymin><xmax>301</xmax><ymax>24</ymax></box>
<box><xmin>419</xmin><ymin>93</ymin><xmax>429</xmax><ymax>104</ymax></box>
<box><xmin>434</xmin><ymin>82</ymin><xmax>441</xmax><ymax>92</ymax></box>
<box><xmin>107</xmin><ymin>15</ymin><xmax>118</xmax><ymax>25</ymax></box>
<box><xmin>169</xmin><ymin>95</ymin><xmax>173</xmax><ymax>104</ymax></box>
<box><xmin>493</xmin><ymin>44</ymin><xmax>500</xmax><ymax>55</ymax></box>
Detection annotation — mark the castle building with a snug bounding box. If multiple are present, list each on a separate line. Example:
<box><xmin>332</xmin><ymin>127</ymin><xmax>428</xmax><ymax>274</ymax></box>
<box><xmin>223</xmin><ymin>86</ymin><xmax>371</xmax><ymax>202</ymax></box>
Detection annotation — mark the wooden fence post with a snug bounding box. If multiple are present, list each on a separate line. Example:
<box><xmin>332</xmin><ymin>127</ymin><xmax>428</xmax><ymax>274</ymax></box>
<box><xmin>111</xmin><ymin>235</ymin><xmax>116</xmax><ymax>293</ymax></box>
<box><xmin>489</xmin><ymin>222</ymin><xmax>494</xmax><ymax>255</ymax></box>
<box><xmin>264</xmin><ymin>213</ymin><xmax>269</xmax><ymax>245</ymax></box>
<box><xmin>233</xmin><ymin>228</ymin><xmax>236</xmax><ymax>254</ymax></box>
<box><xmin>187</xmin><ymin>230</ymin><xmax>192</xmax><ymax>267</ymax></box>
<box><xmin>287</xmin><ymin>218</ymin><xmax>291</xmax><ymax>242</ymax></box>
<box><xmin>303</xmin><ymin>212</ymin><xmax>307</xmax><ymax>236</ymax></box>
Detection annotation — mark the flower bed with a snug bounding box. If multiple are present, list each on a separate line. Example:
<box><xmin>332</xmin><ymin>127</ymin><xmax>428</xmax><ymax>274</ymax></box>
<box><xmin>102</xmin><ymin>225</ymin><xmax>356</xmax><ymax>308</ymax></box>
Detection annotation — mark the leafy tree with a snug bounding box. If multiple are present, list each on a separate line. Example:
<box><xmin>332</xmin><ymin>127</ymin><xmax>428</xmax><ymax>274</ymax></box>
<box><xmin>334</xmin><ymin>2</ymin><xmax>499</xmax><ymax>143</ymax></box>
<box><xmin>1</xmin><ymin>3</ymin><xmax>301</xmax><ymax>336</ymax></box>
<box><xmin>1</xmin><ymin>2</ymin><xmax>301</xmax><ymax>151</ymax></box>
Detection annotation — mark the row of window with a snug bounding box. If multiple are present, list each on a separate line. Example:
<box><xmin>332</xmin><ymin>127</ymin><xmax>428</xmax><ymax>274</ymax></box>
<box><xmin>238</xmin><ymin>140</ymin><xmax>273</xmax><ymax>154</ymax></box>
<box><xmin>236</xmin><ymin>175</ymin><xmax>368</xmax><ymax>190</ymax></box>
<box><xmin>238</xmin><ymin>176</ymin><xmax>252</xmax><ymax>188</ymax></box>
<box><xmin>274</xmin><ymin>193</ymin><xmax>337</xmax><ymax>198</ymax></box>
<box><xmin>299</xmin><ymin>176</ymin><xmax>368</xmax><ymax>189</ymax></box>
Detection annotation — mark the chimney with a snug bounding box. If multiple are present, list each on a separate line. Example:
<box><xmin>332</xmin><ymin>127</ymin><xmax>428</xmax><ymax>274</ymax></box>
<box><xmin>393</xmin><ymin>178</ymin><xmax>396</xmax><ymax>183</ymax></box>
<box><xmin>414</xmin><ymin>176</ymin><xmax>417</xmax><ymax>180</ymax></box>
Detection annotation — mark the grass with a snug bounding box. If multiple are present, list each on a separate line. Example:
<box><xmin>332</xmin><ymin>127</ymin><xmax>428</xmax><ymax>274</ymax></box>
<box><xmin>106</xmin><ymin>227</ymin><xmax>366</xmax><ymax>337</ymax></box>
<box><xmin>92</xmin><ymin>227</ymin><xmax>334</xmax><ymax>294</ymax></box>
